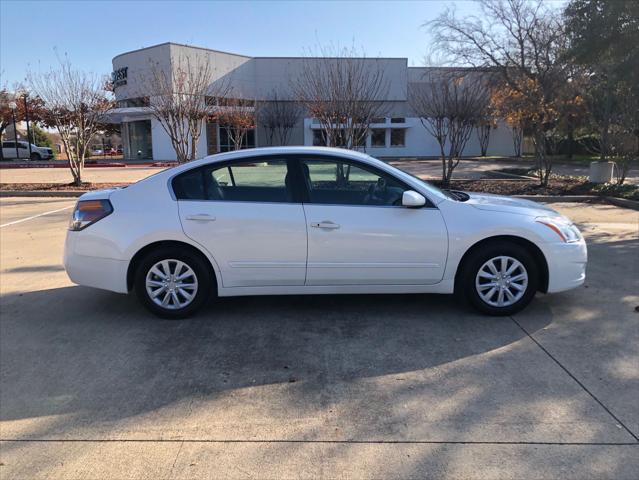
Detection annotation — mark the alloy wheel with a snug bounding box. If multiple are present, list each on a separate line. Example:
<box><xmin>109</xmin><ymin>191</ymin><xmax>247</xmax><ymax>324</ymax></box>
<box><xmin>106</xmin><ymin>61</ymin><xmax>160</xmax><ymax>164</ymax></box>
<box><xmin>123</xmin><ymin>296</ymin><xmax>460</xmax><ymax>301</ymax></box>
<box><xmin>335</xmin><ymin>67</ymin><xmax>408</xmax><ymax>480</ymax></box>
<box><xmin>474</xmin><ymin>255</ymin><xmax>528</xmax><ymax>308</ymax></box>
<box><xmin>145</xmin><ymin>259</ymin><xmax>199</xmax><ymax>310</ymax></box>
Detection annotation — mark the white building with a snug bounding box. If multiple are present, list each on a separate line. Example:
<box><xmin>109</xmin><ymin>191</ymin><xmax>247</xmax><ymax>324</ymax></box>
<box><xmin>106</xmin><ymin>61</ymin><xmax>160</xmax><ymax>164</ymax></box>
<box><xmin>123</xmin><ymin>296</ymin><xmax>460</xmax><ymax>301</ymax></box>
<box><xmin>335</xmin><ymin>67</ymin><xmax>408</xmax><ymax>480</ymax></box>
<box><xmin>108</xmin><ymin>42</ymin><xmax>515</xmax><ymax>161</ymax></box>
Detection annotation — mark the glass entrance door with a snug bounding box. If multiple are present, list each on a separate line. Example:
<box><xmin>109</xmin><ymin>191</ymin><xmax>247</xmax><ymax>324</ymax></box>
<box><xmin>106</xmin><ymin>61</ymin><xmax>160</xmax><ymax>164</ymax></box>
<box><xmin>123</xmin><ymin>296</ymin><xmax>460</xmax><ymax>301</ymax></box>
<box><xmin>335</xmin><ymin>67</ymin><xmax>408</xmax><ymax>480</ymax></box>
<box><xmin>123</xmin><ymin>120</ymin><xmax>153</xmax><ymax>160</ymax></box>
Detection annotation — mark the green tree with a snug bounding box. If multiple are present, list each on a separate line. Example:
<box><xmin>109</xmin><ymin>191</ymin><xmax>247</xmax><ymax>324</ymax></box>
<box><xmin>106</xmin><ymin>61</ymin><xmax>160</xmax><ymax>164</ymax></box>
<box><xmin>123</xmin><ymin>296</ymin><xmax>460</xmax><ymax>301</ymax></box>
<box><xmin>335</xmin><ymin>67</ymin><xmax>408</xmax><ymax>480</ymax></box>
<box><xmin>564</xmin><ymin>0</ymin><xmax>639</xmax><ymax>184</ymax></box>
<box><xmin>30</xmin><ymin>124</ymin><xmax>55</xmax><ymax>154</ymax></box>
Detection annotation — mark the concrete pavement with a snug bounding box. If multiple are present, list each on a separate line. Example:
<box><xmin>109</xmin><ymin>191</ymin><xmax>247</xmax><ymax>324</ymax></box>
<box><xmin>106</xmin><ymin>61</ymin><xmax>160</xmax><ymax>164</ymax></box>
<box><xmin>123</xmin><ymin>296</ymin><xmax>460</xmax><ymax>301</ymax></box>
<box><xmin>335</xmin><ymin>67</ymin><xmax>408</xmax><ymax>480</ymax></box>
<box><xmin>0</xmin><ymin>198</ymin><xmax>637</xmax><ymax>479</ymax></box>
<box><xmin>0</xmin><ymin>166</ymin><xmax>166</xmax><ymax>184</ymax></box>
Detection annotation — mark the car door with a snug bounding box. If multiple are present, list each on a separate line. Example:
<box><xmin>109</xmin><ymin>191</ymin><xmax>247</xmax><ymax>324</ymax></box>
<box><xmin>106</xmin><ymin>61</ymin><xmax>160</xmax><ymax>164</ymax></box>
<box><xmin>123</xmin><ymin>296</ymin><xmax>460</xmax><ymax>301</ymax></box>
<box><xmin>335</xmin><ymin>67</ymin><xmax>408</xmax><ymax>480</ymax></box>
<box><xmin>2</xmin><ymin>142</ymin><xmax>15</xmax><ymax>159</ymax></box>
<box><xmin>299</xmin><ymin>156</ymin><xmax>448</xmax><ymax>286</ymax></box>
<box><xmin>174</xmin><ymin>157</ymin><xmax>308</xmax><ymax>288</ymax></box>
<box><xmin>17</xmin><ymin>142</ymin><xmax>29</xmax><ymax>159</ymax></box>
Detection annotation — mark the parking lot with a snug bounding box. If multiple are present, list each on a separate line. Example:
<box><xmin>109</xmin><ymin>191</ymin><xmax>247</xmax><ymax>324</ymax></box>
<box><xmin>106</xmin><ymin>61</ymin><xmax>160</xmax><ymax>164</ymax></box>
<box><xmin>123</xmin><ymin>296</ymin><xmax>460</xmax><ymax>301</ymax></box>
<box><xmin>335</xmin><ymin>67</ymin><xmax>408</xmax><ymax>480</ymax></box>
<box><xmin>0</xmin><ymin>197</ymin><xmax>637</xmax><ymax>479</ymax></box>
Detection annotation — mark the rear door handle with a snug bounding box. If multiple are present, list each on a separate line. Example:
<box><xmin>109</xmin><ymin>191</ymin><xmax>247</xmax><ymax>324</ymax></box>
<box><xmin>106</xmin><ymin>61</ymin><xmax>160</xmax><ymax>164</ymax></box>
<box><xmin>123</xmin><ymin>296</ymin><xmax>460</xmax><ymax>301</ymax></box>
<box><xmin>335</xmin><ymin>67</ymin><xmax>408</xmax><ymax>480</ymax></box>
<box><xmin>185</xmin><ymin>214</ymin><xmax>216</xmax><ymax>222</ymax></box>
<box><xmin>311</xmin><ymin>221</ymin><xmax>340</xmax><ymax>230</ymax></box>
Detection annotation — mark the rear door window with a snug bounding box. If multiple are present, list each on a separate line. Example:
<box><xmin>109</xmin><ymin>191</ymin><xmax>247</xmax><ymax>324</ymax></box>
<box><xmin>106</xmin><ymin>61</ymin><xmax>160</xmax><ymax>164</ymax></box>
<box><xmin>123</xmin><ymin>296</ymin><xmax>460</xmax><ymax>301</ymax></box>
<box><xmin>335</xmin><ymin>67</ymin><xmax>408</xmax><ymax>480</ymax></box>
<box><xmin>173</xmin><ymin>158</ymin><xmax>295</xmax><ymax>203</ymax></box>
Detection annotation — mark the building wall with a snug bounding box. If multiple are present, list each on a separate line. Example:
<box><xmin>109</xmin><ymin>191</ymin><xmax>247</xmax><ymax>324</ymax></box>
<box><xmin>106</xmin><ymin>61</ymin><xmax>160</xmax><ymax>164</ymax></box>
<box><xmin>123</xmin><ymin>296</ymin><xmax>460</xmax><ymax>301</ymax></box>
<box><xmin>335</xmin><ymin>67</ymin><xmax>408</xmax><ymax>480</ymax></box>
<box><xmin>110</xmin><ymin>43</ymin><xmax>515</xmax><ymax>161</ymax></box>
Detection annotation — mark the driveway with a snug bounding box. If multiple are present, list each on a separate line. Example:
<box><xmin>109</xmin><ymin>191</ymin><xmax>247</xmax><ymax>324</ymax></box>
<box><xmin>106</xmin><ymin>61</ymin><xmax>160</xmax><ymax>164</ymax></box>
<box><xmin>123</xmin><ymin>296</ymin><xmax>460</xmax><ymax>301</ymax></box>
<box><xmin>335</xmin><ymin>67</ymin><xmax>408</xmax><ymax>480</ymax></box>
<box><xmin>0</xmin><ymin>197</ymin><xmax>637</xmax><ymax>479</ymax></box>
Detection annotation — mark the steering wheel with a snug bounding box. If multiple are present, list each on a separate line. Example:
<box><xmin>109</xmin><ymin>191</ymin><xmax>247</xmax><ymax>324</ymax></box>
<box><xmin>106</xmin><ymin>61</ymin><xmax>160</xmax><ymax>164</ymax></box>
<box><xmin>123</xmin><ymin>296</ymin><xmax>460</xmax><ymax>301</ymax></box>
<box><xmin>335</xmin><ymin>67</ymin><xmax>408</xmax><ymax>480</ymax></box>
<box><xmin>364</xmin><ymin>178</ymin><xmax>388</xmax><ymax>205</ymax></box>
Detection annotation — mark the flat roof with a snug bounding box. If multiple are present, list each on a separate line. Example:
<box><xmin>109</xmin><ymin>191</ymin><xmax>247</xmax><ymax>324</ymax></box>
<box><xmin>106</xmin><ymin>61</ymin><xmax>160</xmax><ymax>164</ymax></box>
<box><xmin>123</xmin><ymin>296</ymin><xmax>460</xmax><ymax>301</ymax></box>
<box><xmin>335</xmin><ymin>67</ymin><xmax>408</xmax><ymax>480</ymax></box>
<box><xmin>113</xmin><ymin>42</ymin><xmax>408</xmax><ymax>63</ymax></box>
<box><xmin>112</xmin><ymin>42</ymin><xmax>252</xmax><ymax>62</ymax></box>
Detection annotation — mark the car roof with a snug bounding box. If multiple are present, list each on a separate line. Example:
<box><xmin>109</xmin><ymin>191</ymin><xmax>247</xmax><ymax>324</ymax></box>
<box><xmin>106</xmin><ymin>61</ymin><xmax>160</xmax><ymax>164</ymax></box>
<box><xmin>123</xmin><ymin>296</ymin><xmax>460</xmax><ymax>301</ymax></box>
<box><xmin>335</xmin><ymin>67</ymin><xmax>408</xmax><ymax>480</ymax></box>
<box><xmin>169</xmin><ymin>146</ymin><xmax>384</xmax><ymax>174</ymax></box>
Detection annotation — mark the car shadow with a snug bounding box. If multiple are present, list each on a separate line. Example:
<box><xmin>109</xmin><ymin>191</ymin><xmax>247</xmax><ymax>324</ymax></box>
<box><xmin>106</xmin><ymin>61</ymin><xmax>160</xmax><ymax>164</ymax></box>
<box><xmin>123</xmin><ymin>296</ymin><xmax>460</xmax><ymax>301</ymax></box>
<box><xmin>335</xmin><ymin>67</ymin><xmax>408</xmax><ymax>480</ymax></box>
<box><xmin>0</xmin><ymin>286</ymin><xmax>552</xmax><ymax>429</ymax></box>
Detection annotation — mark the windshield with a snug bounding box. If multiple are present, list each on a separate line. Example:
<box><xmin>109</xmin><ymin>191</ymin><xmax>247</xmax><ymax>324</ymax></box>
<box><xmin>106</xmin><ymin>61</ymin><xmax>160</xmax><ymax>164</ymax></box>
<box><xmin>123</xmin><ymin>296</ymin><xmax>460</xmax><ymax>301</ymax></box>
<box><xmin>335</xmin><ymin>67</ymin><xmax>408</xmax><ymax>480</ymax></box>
<box><xmin>384</xmin><ymin>162</ymin><xmax>458</xmax><ymax>201</ymax></box>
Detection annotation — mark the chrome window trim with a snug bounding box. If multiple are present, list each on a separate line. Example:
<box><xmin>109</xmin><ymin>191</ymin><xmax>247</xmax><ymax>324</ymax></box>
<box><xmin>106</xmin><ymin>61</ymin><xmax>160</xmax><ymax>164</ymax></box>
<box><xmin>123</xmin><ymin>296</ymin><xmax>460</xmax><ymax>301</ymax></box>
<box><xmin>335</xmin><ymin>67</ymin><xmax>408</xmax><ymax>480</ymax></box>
<box><xmin>167</xmin><ymin>151</ymin><xmax>441</xmax><ymax>210</ymax></box>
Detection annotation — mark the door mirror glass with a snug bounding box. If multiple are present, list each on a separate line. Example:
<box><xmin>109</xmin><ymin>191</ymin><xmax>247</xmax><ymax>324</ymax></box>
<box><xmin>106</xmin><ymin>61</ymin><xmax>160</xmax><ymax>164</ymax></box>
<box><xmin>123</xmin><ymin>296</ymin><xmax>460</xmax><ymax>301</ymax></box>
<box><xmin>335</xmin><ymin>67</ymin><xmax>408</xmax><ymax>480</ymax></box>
<box><xmin>402</xmin><ymin>190</ymin><xmax>426</xmax><ymax>208</ymax></box>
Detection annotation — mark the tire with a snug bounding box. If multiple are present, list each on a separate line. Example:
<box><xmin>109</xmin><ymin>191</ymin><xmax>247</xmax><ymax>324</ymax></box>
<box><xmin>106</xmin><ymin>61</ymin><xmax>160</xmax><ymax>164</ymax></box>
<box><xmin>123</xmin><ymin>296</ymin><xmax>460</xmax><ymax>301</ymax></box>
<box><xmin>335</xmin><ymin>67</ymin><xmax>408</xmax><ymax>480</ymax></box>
<box><xmin>30</xmin><ymin>152</ymin><xmax>41</xmax><ymax>161</ymax></box>
<box><xmin>458</xmin><ymin>241</ymin><xmax>539</xmax><ymax>316</ymax></box>
<box><xmin>134</xmin><ymin>247</ymin><xmax>213</xmax><ymax>319</ymax></box>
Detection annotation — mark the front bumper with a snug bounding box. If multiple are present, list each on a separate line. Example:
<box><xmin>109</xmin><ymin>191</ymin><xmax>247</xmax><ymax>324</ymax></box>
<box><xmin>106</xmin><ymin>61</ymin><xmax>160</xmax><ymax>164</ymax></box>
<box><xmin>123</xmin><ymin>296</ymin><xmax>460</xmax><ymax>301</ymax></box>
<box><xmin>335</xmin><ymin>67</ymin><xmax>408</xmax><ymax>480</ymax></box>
<box><xmin>542</xmin><ymin>239</ymin><xmax>588</xmax><ymax>293</ymax></box>
<box><xmin>63</xmin><ymin>232</ymin><xmax>129</xmax><ymax>293</ymax></box>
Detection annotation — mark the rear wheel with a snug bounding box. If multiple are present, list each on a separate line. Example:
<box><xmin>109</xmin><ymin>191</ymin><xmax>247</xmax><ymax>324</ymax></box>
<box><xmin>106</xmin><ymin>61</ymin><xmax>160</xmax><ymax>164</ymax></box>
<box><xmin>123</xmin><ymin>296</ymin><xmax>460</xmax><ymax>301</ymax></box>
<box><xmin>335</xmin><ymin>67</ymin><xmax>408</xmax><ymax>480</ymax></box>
<box><xmin>459</xmin><ymin>241</ymin><xmax>538</xmax><ymax>316</ymax></box>
<box><xmin>134</xmin><ymin>247</ymin><xmax>212</xmax><ymax>319</ymax></box>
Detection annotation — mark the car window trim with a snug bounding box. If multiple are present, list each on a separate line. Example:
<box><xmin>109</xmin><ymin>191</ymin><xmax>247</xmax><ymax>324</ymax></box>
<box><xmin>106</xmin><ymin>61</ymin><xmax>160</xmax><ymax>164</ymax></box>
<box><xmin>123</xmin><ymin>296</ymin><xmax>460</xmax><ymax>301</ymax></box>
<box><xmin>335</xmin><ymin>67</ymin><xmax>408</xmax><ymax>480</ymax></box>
<box><xmin>171</xmin><ymin>154</ymin><xmax>302</xmax><ymax>204</ymax></box>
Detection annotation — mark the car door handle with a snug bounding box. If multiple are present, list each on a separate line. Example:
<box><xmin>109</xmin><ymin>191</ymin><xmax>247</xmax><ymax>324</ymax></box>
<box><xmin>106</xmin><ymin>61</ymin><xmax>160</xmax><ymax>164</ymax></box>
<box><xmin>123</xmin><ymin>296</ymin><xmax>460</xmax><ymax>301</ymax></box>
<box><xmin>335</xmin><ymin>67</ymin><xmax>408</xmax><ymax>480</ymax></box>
<box><xmin>311</xmin><ymin>221</ymin><xmax>340</xmax><ymax>230</ymax></box>
<box><xmin>185</xmin><ymin>214</ymin><xmax>216</xmax><ymax>222</ymax></box>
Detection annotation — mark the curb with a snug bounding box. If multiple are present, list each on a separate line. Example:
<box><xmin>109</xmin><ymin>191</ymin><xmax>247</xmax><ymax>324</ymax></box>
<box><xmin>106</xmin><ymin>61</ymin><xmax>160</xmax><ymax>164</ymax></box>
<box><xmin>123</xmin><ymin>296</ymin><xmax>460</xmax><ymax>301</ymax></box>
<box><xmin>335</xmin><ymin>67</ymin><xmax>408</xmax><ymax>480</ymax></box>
<box><xmin>0</xmin><ymin>190</ymin><xmax>85</xmax><ymax>198</ymax></box>
<box><xmin>1</xmin><ymin>191</ymin><xmax>637</xmax><ymax>210</ymax></box>
<box><xmin>0</xmin><ymin>162</ymin><xmax>126</xmax><ymax>169</ymax></box>
<box><xmin>603</xmin><ymin>196</ymin><xmax>639</xmax><ymax>211</ymax></box>
<box><xmin>515</xmin><ymin>195</ymin><xmax>639</xmax><ymax>210</ymax></box>
<box><xmin>514</xmin><ymin>195</ymin><xmax>600</xmax><ymax>203</ymax></box>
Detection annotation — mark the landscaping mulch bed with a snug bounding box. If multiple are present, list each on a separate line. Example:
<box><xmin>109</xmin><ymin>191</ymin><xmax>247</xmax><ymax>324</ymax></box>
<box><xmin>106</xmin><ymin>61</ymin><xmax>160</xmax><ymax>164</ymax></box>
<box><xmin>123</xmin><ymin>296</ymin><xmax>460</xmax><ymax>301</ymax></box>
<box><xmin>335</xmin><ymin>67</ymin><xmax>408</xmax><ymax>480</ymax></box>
<box><xmin>441</xmin><ymin>178</ymin><xmax>592</xmax><ymax>196</ymax></box>
<box><xmin>437</xmin><ymin>176</ymin><xmax>639</xmax><ymax>201</ymax></box>
<box><xmin>0</xmin><ymin>182</ymin><xmax>130</xmax><ymax>192</ymax></box>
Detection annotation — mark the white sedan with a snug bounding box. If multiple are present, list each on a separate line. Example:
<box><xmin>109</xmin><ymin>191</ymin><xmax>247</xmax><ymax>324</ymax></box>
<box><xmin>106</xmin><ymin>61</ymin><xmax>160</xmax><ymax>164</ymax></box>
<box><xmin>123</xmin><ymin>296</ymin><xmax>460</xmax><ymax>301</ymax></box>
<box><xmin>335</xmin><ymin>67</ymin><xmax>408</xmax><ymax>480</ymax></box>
<box><xmin>64</xmin><ymin>147</ymin><xmax>587</xmax><ymax>318</ymax></box>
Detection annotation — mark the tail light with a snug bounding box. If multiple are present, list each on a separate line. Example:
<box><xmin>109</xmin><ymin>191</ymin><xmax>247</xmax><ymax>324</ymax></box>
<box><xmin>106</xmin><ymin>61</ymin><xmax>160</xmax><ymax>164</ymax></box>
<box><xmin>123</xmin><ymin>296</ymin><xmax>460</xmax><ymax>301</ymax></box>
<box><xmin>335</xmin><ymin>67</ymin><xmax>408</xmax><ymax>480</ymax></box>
<box><xmin>69</xmin><ymin>199</ymin><xmax>113</xmax><ymax>231</ymax></box>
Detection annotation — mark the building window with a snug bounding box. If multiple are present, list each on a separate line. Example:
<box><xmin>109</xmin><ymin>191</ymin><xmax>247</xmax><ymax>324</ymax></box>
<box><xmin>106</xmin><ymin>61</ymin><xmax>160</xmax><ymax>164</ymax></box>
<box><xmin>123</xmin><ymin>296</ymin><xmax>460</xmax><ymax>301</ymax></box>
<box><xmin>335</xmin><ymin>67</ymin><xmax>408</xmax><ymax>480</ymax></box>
<box><xmin>371</xmin><ymin>129</ymin><xmax>386</xmax><ymax>147</ymax></box>
<box><xmin>313</xmin><ymin>130</ymin><xmax>327</xmax><ymax>146</ymax></box>
<box><xmin>371</xmin><ymin>117</ymin><xmax>386</xmax><ymax>124</ymax></box>
<box><xmin>219</xmin><ymin>126</ymin><xmax>256</xmax><ymax>152</ymax></box>
<box><xmin>123</xmin><ymin>120</ymin><xmax>153</xmax><ymax>159</ymax></box>
<box><xmin>390</xmin><ymin>129</ymin><xmax>405</xmax><ymax>147</ymax></box>
<box><xmin>390</xmin><ymin>117</ymin><xmax>405</xmax><ymax>124</ymax></box>
<box><xmin>117</xmin><ymin>97</ymin><xmax>149</xmax><ymax>108</ymax></box>
<box><xmin>206</xmin><ymin>97</ymin><xmax>255</xmax><ymax>108</ymax></box>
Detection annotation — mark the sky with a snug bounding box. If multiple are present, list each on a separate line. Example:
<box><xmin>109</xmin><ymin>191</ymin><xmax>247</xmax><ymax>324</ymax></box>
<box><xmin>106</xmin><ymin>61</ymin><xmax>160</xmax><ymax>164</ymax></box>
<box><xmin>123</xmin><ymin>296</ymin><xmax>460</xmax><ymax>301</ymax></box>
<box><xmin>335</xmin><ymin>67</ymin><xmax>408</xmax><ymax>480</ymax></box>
<box><xmin>0</xmin><ymin>0</ymin><xmax>565</xmax><ymax>87</ymax></box>
<box><xmin>0</xmin><ymin>0</ymin><xmax>481</xmax><ymax>86</ymax></box>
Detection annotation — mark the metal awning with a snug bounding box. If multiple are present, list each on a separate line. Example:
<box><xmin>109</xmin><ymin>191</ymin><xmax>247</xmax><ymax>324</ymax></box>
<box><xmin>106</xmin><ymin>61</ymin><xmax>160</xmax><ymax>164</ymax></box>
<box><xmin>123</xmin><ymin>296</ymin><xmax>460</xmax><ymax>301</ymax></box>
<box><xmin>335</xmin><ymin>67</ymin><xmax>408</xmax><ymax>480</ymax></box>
<box><xmin>101</xmin><ymin>107</ymin><xmax>152</xmax><ymax>123</ymax></box>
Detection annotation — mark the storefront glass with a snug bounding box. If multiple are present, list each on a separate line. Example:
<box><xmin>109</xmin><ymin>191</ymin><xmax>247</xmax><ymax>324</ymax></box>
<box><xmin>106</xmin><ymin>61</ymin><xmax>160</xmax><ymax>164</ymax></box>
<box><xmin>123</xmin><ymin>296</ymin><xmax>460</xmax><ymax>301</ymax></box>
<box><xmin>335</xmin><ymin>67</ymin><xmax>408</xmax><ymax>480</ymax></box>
<box><xmin>123</xmin><ymin>120</ymin><xmax>153</xmax><ymax>159</ymax></box>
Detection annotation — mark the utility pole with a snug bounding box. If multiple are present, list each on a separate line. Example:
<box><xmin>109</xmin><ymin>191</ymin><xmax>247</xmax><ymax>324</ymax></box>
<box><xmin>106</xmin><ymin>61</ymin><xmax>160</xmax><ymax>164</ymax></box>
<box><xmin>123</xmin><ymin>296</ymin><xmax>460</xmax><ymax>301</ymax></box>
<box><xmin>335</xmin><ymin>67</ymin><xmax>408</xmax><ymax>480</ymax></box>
<box><xmin>9</xmin><ymin>102</ymin><xmax>19</xmax><ymax>159</ymax></box>
<box><xmin>23</xmin><ymin>93</ymin><xmax>33</xmax><ymax>159</ymax></box>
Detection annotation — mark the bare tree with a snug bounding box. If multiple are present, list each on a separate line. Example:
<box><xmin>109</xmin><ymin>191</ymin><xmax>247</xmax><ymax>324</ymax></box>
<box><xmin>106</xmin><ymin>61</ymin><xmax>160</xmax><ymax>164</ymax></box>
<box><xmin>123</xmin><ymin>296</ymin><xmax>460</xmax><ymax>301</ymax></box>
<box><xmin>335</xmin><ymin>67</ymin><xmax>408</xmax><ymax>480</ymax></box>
<box><xmin>146</xmin><ymin>56</ymin><xmax>229</xmax><ymax>163</ymax></box>
<box><xmin>293</xmin><ymin>46</ymin><xmax>389</xmax><ymax>149</ymax></box>
<box><xmin>428</xmin><ymin>0</ymin><xmax>569</xmax><ymax>186</ymax></box>
<box><xmin>28</xmin><ymin>59</ymin><xmax>113</xmax><ymax>186</ymax></box>
<box><xmin>511</xmin><ymin>124</ymin><xmax>523</xmax><ymax>157</ymax></box>
<box><xmin>476</xmin><ymin>121</ymin><xmax>492</xmax><ymax>157</ymax></box>
<box><xmin>258</xmin><ymin>90</ymin><xmax>302</xmax><ymax>146</ymax></box>
<box><xmin>213</xmin><ymin>96</ymin><xmax>257</xmax><ymax>151</ymax></box>
<box><xmin>410</xmin><ymin>70</ymin><xmax>490</xmax><ymax>185</ymax></box>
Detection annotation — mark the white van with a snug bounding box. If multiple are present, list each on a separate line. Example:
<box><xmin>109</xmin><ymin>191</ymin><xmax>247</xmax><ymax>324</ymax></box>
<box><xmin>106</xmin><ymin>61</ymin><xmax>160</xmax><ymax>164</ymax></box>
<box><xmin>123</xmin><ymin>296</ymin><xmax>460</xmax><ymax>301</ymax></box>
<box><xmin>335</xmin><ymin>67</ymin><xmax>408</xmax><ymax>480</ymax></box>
<box><xmin>1</xmin><ymin>141</ymin><xmax>54</xmax><ymax>160</ymax></box>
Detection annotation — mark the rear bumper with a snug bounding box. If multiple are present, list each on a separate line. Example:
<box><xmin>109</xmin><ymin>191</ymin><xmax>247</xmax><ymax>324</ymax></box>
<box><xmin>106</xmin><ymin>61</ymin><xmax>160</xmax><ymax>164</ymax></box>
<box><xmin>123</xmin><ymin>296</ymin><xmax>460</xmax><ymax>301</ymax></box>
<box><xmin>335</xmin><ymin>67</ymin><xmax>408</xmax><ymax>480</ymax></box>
<box><xmin>542</xmin><ymin>240</ymin><xmax>588</xmax><ymax>293</ymax></box>
<box><xmin>63</xmin><ymin>232</ymin><xmax>128</xmax><ymax>293</ymax></box>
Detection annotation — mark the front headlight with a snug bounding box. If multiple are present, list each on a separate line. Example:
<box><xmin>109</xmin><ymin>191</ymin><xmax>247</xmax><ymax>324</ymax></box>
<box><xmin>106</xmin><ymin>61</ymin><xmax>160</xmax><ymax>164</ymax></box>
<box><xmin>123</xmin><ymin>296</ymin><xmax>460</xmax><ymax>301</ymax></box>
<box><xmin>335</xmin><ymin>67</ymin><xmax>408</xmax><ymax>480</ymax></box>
<box><xmin>536</xmin><ymin>216</ymin><xmax>582</xmax><ymax>243</ymax></box>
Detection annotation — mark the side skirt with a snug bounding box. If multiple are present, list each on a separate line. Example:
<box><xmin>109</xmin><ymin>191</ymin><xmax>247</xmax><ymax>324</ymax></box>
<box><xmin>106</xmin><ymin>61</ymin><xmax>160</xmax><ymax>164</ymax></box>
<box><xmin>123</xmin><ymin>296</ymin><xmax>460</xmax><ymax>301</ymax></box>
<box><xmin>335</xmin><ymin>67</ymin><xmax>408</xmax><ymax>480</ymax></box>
<box><xmin>217</xmin><ymin>280</ymin><xmax>455</xmax><ymax>297</ymax></box>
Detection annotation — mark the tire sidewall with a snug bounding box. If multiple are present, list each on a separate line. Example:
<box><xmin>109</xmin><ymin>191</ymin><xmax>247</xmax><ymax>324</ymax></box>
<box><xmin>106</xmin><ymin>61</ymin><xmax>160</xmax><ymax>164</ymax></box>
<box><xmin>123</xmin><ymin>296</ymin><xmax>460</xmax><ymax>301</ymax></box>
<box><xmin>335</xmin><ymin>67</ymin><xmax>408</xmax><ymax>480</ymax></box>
<box><xmin>462</xmin><ymin>242</ymin><xmax>539</xmax><ymax>316</ymax></box>
<box><xmin>134</xmin><ymin>247</ymin><xmax>212</xmax><ymax>319</ymax></box>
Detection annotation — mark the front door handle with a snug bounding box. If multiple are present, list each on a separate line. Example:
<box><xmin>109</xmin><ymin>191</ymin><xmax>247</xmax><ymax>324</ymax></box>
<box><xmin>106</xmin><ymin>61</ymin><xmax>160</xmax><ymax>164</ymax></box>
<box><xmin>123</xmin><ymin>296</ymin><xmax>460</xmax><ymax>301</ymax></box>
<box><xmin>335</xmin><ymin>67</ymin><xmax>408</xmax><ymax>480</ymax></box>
<box><xmin>185</xmin><ymin>214</ymin><xmax>216</xmax><ymax>222</ymax></box>
<box><xmin>311</xmin><ymin>221</ymin><xmax>340</xmax><ymax>230</ymax></box>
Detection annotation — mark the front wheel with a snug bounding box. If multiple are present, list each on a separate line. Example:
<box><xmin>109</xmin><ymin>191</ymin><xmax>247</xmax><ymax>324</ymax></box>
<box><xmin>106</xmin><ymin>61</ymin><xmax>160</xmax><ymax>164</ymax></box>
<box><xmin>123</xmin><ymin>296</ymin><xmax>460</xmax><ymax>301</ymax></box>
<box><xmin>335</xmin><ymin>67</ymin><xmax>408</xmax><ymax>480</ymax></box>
<box><xmin>134</xmin><ymin>248</ymin><xmax>212</xmax><ymax>319</ymax></box>
<box><xmin>459</xmin><ymin>241</ymin><xmax>539</xmax><ymax>316</ymax></box>
<box><xmin>30</xmin><ymin>152</ymin><xmax>41</xmax><ymax>161</ymax></box>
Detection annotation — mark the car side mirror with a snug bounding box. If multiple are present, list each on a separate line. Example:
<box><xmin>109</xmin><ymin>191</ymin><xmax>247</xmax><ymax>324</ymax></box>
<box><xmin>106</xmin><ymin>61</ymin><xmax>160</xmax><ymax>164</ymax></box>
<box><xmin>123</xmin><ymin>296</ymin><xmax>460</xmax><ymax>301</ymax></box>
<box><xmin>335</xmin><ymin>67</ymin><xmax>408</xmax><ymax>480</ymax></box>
<box><xmin>402</xmin><ymin>190</ymin><xmax>426</xmax><ymax>208</ymax></box>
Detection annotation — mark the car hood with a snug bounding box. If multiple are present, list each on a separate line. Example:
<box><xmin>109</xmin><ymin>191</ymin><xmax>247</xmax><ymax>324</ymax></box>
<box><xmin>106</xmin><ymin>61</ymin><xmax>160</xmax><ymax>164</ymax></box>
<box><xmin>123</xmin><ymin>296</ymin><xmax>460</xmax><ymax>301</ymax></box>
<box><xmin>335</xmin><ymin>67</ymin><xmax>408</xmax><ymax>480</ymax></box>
<box><xmin>465</xmin><ymin>192</ymin><xmax>561</xmax><ymax>218</ymax></box>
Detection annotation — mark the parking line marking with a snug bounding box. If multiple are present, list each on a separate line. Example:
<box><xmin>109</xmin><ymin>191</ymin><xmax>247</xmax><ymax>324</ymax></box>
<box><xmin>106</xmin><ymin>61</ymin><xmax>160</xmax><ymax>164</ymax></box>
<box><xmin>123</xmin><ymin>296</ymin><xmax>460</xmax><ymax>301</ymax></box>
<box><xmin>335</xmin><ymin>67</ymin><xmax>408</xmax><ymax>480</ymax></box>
<box><xmin>0</xmin><ymin>205</ymin><xmax>74</xmax><ymax>228</ymax></box>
